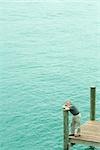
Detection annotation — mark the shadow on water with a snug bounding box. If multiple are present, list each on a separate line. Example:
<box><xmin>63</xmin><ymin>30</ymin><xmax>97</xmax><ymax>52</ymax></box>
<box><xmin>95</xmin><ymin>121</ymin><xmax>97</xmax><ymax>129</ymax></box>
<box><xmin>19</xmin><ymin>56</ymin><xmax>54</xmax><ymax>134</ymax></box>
<box><xmin>85</xmin><ymin>146</ymin><xmax>96</xmax><ymax>150</ymax></box>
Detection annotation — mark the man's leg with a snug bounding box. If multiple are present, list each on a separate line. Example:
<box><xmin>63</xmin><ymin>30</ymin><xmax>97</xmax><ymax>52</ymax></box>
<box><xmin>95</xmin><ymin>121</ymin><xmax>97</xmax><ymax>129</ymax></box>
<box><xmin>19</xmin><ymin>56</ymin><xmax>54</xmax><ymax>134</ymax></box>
<box><xmin>70</xmin><ymin>116</ymin><xmax>75</xmax><ymax>135</ymax></box>
<box><xmin>74</xmin><ymin>114</ymin><xmax>81</xmax><ymax>136</ymax></box>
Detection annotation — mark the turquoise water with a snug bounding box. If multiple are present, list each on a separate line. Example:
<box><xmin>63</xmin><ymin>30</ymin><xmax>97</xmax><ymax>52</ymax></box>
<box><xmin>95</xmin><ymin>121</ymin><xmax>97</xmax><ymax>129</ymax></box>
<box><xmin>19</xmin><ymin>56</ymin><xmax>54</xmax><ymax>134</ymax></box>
<box><xmin>0</xmin><ymin>1</ymin><xmax>100</xmax><ymax>150</ymax></box>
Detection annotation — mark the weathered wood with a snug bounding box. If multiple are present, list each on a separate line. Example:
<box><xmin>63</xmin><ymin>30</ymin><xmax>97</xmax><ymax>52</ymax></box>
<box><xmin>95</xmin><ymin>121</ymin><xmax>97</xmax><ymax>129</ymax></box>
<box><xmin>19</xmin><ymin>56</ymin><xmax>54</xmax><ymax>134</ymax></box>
<box><xmin>70</xmin><ymin>137</ymin><xmax>100</xmax><ymax>147</ymax></box>
<box><xmin>63</xmin><ymin>109</ymin><xmax>69</xmax><ymax>150</ymax></box>
<box><xmin>90</xmin><ymin>87</ymin><xmax>96</xmax><ymax>120</ymax></box>
<box><xmin>69</xmin><ymin>121</ymin><xmax>100</xmax><ymax>147</ymax></box>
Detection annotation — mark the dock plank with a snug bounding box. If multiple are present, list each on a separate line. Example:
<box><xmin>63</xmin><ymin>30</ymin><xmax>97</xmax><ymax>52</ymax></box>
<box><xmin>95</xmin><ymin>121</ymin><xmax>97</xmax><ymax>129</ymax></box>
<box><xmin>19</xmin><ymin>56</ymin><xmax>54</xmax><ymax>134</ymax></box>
<box><xmin>69</xmin><ymin>121</ymin><xmax>100</xmax><ymax>147</ymax></box>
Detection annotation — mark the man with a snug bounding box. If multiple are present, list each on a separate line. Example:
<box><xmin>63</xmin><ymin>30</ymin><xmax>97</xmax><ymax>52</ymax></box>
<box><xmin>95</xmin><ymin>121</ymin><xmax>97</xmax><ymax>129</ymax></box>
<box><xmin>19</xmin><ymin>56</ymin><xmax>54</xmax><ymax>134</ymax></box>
<box><xmin>63</xmin><ymin>100</ymin><xmax>81</xmax><ymax>137</ymax></box>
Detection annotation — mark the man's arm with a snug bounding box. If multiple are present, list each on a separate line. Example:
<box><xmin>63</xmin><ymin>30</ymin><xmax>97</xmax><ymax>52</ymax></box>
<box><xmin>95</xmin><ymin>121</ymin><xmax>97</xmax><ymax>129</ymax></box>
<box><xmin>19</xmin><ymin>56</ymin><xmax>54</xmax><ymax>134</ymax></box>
<box><xmin>63</xmin><ymin>105</ymin><xmax>70</xmax><ymax>111</ymax></box>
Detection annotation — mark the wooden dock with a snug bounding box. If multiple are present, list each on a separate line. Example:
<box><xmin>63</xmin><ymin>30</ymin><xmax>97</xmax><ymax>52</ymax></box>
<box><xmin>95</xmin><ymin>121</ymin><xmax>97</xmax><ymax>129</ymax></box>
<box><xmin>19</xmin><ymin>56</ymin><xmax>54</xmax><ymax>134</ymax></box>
<box><xmin>63</xmin><ymin>87</ymin><xmax>100</xmax><ymax>150</ymax></box>
<box><xmin>69</xmin><ymin>121</ymin><xmax>100</xmax><ymax>147</ymax></box>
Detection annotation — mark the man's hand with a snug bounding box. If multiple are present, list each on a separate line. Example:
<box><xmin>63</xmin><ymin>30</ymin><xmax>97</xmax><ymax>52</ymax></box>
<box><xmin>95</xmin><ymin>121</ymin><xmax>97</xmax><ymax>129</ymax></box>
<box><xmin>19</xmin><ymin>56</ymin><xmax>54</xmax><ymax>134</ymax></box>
<box><xmin>65</xmin><ymin>106</ymin><xmax>70</xmax><ymax>111</ymax></box>
<box><xmin>63</xmin><ymin>105</ymin><xmax>70</xmax><ymax>111</ymax></box>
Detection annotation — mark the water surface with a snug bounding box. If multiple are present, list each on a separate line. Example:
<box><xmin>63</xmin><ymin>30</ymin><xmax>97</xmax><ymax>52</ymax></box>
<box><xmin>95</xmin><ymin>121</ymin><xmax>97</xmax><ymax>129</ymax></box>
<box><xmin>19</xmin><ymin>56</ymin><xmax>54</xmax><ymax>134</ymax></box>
<box><xmin>0</xmin><ymin>0</ymin><xmax>100</xmax><ymax>150</ymax></box>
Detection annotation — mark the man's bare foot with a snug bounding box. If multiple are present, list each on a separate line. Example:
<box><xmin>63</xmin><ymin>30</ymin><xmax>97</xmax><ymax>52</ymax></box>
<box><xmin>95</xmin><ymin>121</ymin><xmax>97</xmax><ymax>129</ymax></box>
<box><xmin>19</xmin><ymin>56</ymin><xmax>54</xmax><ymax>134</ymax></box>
<box><xmin>74</xmin><ymin>134</ymin><xmax>80</xmax><ymax>137</ymax></box>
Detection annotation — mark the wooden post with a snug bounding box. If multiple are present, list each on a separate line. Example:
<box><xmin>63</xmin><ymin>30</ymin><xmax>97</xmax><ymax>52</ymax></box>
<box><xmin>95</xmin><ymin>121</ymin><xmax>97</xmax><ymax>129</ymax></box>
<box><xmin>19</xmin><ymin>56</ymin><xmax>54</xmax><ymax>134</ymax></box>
<box><xmin>90</xmin><ymin>87</ymin><xmax>96</xmax><ymax>121</ymax></box>
<box><xmin>63</xmin><ymin>109</ymin><xmax>70</xmax><ymax>150</ymax></box>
